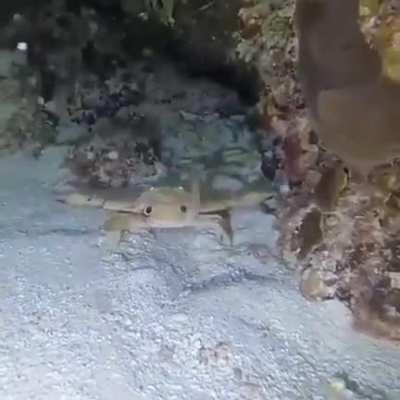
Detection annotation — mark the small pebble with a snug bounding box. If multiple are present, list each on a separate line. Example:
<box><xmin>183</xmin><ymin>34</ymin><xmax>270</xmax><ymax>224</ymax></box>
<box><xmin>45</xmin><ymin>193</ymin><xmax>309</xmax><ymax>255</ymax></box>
<box><xmin>16</xmin><ymin>42</ymin><xmax>28</xmax><ymax>51</ymax></box>
<box><xmin>106</xmin><ymin>150</ymin><xmax>119</xmax><ymax>161</ymax></box>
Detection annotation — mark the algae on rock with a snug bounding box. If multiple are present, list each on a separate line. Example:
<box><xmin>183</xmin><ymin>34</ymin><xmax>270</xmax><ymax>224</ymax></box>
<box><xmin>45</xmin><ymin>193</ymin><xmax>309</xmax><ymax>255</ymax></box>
<box><xmin>360</xmin><ymin>0</ymin><xmax>400</xmax><ymax>82</ymax></box>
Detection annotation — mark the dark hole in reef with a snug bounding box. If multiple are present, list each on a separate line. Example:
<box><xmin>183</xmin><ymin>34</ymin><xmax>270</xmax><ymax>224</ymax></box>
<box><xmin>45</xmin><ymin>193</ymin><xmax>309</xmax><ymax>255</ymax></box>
<box><xmin>118</xmin><ymin>12</ymin><xmax>261</xmax><ymax>106</ymax></box>
<box><xmin>77</xmin><ymin>0</ymin><xmax>124</xmax><ymax>19</ymax></box>
<box><xmin>180</xmin><ymin>205</ymin><xmax>187</xmax><ymax>213</ymax></box>
<box><xmin>40</xmin><ymin>66</ymin><xmax>57</xmax><ymax>103</ymax></box>
<box><xmin>165</xmin><ymin>37</ymin><xmax>261</xmax><ymax>106</ymax></box>
<box><xmin>54</xmin><ymin>0</ymin><xmax>260</xmax><ymax>105</ymax></box>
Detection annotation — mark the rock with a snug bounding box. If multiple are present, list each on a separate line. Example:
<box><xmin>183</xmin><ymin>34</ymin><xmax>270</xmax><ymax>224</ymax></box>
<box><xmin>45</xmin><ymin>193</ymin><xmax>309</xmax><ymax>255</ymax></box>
<box><xmin>179</xmin><ymin>110</ymin><xmax>200</xmax><ymax>122</ymax></box>
<box><xmin>389</xmin><ymin>272</ymin><xmax>400</xmax><ymax>290</ymax></box>
<box><xmin>300</xmin><ymin>268</ymin><xmax>336</xmax><ymax>301</ymax></box>
<box><xmin>211</xmin><ymin>174</ymin><xmax>244</xmax><ymax>193</ymax></box>
<box><xmin>261</xmin><ymin>195</ymin><xmax>278</xmax><ymax>214</ymax></box>
<box><xmin>221</xmin><ymin>148</ymin><xmax>260</xmax><ymax>166</ymax></box>
<box><xmin>56</xmin><ymin>123</ymin><xmax>87</xmax><ymax>145</ymax></box>
<box><xmin>325</xmin><ymin>376</ymin><xmax>357</xmax><ymax>400</ymax></box>
<box><xmin>106</xmin><ymin>150</ymin><xmax>119</xmax><ymax>161</ymax></box>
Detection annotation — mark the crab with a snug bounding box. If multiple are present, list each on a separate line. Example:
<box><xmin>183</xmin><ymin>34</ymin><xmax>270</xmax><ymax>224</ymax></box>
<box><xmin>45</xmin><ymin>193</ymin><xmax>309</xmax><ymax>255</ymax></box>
<box><xmin>57</xmin><ymin>179</ymin><xmax>275</xmax><ymax>245</ymax></box>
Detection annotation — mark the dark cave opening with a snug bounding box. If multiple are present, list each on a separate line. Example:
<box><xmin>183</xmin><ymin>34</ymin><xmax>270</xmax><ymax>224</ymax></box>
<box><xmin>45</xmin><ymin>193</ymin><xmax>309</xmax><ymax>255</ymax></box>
<box><xmin>6</xmin><ymin>0</ymin><xmax>262</xmax><ymax>113</ymax></box>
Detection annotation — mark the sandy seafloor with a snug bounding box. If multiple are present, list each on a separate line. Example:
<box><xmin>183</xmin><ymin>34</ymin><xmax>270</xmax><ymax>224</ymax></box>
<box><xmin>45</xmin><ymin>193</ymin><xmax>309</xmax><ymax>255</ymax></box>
<box><xmin>0</xmin><ymin>147</ymin><xmax>399</xmax><ymax>400</ymax></box>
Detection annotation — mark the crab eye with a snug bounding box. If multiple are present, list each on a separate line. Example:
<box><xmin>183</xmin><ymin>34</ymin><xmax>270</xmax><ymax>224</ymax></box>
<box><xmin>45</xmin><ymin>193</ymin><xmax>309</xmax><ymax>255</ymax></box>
<box><xmin>180</xmin><ymin>205</ymin><xmax>187</xmax><ymax>213</ymax></box>
<box><xmin>144</xmin><ymin>206</ymin><xmax>153</xmax><ymax>216</ymax></box>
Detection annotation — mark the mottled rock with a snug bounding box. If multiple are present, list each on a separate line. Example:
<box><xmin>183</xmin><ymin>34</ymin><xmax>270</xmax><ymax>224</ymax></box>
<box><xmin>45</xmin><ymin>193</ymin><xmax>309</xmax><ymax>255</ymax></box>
<box><xmin>211</xmin><ymin>174</ymin><xmax>244</xmax><ymax>193</ymax></box>
<box><xmin>300</xmin><ymin>268</ymin><xmax>336</xmax><ymax>301</ymax></box>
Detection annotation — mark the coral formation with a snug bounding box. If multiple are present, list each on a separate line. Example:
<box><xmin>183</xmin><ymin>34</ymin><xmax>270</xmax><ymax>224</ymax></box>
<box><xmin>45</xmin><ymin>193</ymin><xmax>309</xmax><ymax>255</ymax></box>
<box><xmin>274</xmin><ymin>0</ymin><xmax>400</xmax><ymax>342</ymax></box>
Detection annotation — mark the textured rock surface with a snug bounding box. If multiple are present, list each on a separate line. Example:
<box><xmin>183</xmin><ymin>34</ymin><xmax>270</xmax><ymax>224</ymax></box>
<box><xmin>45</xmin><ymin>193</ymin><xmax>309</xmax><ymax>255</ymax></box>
<box><xmin>0</xmin><ymin>147</ymin><xmax>399</xmax><ymax>399</ymax></box>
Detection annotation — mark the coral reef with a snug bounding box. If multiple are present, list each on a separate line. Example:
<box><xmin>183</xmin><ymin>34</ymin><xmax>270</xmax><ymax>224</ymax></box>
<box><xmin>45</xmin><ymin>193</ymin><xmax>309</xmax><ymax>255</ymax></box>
<box><xmin>278</xmin><ymin>164</ymin><xmax>400</xmax><ymax>341</ymax></box>
<box><xmin>264</xmin><ymin>0</ymin><xmax>400</xmax><ymax>342</ymax></box>
<box><xmin>235</xmin><ymin>0</ymin><xmax>315</xmax><ymax>190</ymax></box>
<box><xmin>0</xmin><ymin>46</ymin><xmax>56</xmax><ymax>153</ymax></box>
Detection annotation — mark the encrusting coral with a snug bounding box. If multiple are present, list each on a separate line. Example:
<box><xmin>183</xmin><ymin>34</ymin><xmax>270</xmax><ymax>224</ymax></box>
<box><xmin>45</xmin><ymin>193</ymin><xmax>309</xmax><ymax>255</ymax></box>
<box><xmin>296</xmin><ymin>0</ymin><xmax>400</xmax><ymax>179</ymax></box>
<box><xmin>276</xmin><ymin>0</ymin><xmax>400</xmax><ymax>342</ymax></box>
